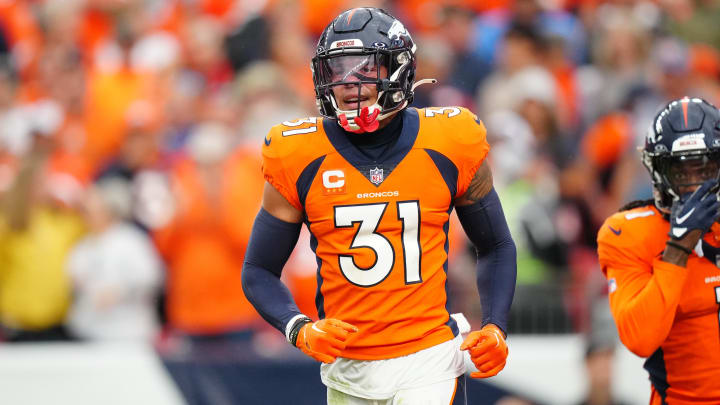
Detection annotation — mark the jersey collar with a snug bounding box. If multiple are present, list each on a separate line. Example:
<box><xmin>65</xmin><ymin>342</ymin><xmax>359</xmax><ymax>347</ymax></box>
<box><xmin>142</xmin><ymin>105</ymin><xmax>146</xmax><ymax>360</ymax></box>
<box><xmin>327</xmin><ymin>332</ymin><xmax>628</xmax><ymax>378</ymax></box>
<box><xmin>323</xmin><ymin>108</ymin><xmax>420</xmax><ymax>186</ymax></box>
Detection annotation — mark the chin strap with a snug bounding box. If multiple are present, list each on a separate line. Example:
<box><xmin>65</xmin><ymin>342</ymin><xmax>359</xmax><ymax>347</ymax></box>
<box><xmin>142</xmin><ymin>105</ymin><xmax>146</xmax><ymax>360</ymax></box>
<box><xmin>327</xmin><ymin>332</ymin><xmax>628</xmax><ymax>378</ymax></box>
<box><xmin>338</xmin><ymin>106</ymin><xmax>380</xmax><ymax>133</ymax></box>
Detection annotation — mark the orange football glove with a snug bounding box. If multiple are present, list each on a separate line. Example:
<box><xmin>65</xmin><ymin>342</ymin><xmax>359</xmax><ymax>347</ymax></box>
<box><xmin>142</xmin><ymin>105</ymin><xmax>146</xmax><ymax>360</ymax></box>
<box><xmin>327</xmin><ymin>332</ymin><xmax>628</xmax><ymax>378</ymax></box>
<box><xmin>295</xmin><ymin>319</ymin><xmax>358</xmax><ymax>363</ymax></box>
<box><xmin>459</xmin><ymin>324</ymin><xmax>508</xmax><ymax>378</ymax></box>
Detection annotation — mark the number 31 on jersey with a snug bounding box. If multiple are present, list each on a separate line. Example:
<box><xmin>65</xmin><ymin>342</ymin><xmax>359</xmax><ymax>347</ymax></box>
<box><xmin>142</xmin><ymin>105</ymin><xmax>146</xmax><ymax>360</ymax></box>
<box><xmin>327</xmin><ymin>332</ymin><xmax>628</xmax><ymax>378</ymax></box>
<box><xmin>334</xmin><ymin>201</ymin><xmax>421</xmax><ymax>287</ymax></box>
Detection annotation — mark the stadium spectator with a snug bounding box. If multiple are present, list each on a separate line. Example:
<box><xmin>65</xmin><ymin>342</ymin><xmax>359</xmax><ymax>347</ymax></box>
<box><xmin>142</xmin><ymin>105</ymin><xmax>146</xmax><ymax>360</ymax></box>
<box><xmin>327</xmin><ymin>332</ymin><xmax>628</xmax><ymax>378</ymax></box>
<box><xmin>0</xmin><ymin>125</ymin><xmax>85</xmax><ymax>342</ymax></box>
<box><xmin>66</xmin><ymin>176</ymin><xmax>163</xmax><ymax>341</ymax></box>
<box><xmin>470</xmin><ymin>0</ymin><xmax>587</xmax><ymax>68</ymax></box>
<box><xmin>436</xmin><ymin>5</ymin><xmax>490</xmax><ymax>99</ymax></box>
<box><xmin>662</xmin><ymin>0</ymin><xmax>720</xmax><ymax>51</ymax></box>
<box><xmin>153</xmin><ymin>123</ymin><xmax>263</xmax><ymax>336</ymax></box>
<box><xmin>476</xmin><ymin>23</ymin><xmax>550</xmax><ymax>119</ymax></box>
<box><xmin>152</xmin><ymin>123</ymin><xmax>265</xmax><ymax>404</ymax></box>
<box><xmin>232</xmin><ymin>61</ymin><xmax>315</xmax><ymax>144</ymax></box>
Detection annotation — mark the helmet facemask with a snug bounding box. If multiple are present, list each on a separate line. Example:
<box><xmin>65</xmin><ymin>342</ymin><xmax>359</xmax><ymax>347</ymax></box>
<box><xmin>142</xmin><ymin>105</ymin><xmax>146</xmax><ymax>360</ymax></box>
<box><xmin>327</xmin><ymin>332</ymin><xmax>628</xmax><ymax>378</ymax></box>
<box><xmin>645</xmin><ymin>150</ymin><xmax>720</xmax><ymax>211</ymax></box>
<box><xmin>312</xmin><ymin>46</ymin><xmax>415</xmax><ymax>131</ymax></box>
<box><xmin>642</xmin><ymin>97</ymin><xmax>720</xmax><ymax>213</ymax></box>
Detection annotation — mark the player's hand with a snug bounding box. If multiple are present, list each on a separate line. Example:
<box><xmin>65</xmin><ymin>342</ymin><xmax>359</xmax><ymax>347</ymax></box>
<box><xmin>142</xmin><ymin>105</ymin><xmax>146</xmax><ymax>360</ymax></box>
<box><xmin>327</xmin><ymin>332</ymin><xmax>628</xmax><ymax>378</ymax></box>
<box><xmin>460</xmin><ymin>324</ymin><xmax>508</xmax><ymax>378</ymax></box>
<box><xmin>295</xmin><ymin>319</ymin><xmax>358</xmax><ymax>363</ymax></box>
<box><xmin>669</xmin><ymin>179</ymin><xmax>720</xmax><ymax>241</ymax></box>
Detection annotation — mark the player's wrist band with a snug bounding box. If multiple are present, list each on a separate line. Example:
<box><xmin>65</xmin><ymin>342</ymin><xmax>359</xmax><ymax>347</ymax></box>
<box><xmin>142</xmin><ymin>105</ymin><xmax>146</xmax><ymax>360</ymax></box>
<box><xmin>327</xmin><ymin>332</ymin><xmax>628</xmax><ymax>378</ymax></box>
<box><xmin>286</xmin><ymin>315</ymin><xmax>312</xmax><ymax>346</ymax></box>
<box><xmin>665</xmin><ymin>240</ymin><xmax>693</xmax><ymax>255</ymax></box>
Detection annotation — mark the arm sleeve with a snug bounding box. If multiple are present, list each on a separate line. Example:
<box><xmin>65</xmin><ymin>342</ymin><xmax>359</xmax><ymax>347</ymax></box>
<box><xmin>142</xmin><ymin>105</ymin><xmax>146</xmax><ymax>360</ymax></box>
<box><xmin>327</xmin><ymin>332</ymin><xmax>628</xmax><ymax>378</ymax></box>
<box><xmin>600</xmin><ymin>247</ymin><xmax>688</xmax><ymax>357</ymax></box>
<box><xmin>455</xmin><ymin>187</ymin><xmax>517</xmax><ymax>334</ymax></box>
<box><xmin>241</xmin><ymin>208</ymin><xmax>304</xmax><ymax>333</ymax></box>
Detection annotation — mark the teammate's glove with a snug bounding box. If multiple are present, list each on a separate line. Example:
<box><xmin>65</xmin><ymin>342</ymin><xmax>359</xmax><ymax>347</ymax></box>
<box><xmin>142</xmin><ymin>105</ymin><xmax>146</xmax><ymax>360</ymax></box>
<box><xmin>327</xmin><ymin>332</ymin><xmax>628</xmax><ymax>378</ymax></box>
<box><xmin>460</xmin><ymin>324</ymin><xmax>508</xmax><ymax>378</ymax></box>
<box><xmin>338</xmin><ymin>106</ymin><xmax>380</xmax><ymax>133</ymax></box>
<box><xmin>294</xmin><ymin>319</ymin><xmax>358</xmax><ymax>363</ymax></box>
<box><xmin>669</xmin><ymin>179</ymin><xmax>720</xmax><ymax>240</ymax></box>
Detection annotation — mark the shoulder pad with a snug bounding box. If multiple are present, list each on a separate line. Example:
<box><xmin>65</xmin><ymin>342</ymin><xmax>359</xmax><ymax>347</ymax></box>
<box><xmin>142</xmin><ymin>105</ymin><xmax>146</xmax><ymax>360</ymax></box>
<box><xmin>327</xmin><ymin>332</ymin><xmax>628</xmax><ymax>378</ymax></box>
<box><xmin>597</xmin><ymin>205</ymin><xmax>665</xmax><ymax>251</ymax></box>
<box><xmin>262</xmin><ymin>117</ymin><xmax>323</xmax><ymax>159</ymax></box>
<box><xmin>418</xmin><ymin>106</ymin><xmax>486</xmax><ymax>144</ymax></box>
<box><xmin>415</xmin><ymin>107</ymin><xmax>489</xmax><ymax>198</ymax></box>
<box><xmin>261</xmin><ymin>116</ymin><xmax>330</xmax><ymax>211</ymax></box>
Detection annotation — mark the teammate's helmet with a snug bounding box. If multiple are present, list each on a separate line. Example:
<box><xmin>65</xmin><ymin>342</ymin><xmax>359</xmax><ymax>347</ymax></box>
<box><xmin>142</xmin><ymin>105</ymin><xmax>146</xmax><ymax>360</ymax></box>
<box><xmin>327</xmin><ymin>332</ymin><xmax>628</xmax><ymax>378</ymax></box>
<box><xmin>642</xmin><ymin>97</ymin><xmax>720</xmax><ymax>212</ymax></box>
<box><xmin>311</xmin><ymin>8</ymin><xmax>417</xmax><ymax>124</ymax></box>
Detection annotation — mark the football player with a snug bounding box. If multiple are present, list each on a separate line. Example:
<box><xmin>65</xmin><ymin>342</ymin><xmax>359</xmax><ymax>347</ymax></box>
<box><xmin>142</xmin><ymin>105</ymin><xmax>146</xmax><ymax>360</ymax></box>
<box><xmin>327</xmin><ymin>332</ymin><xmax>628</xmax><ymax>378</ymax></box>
<box><xmin>597</xmin><ymin>97</ymin><xmax>720</xmax><ymax>404</ymax></box>
<box><xmin>242</xmin><ymin>8</ymin><xmax>517</xmax><ymax>404</ymax></box>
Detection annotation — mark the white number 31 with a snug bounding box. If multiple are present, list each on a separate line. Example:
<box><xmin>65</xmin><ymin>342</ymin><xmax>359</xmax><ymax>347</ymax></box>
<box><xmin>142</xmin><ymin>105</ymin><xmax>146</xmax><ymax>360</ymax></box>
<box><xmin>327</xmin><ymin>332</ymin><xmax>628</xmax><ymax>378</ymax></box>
<box><xmin>334</xmin><ymin>201</ymin><xmax>421</xmax><ymax>287</ymax></box>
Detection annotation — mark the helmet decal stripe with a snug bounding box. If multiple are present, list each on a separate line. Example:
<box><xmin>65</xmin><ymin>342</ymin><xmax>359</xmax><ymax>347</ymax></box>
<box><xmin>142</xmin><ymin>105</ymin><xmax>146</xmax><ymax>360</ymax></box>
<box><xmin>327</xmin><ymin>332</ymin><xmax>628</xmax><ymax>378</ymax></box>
<box><xmin>347</xmin><ymin>8</ymin><xmax>358</xmax><ymax>24</ymax></box>
<box><xmin>682</xmin><ymin>98</ymin><xmax>689</xmax><ymax>128</ymax></box>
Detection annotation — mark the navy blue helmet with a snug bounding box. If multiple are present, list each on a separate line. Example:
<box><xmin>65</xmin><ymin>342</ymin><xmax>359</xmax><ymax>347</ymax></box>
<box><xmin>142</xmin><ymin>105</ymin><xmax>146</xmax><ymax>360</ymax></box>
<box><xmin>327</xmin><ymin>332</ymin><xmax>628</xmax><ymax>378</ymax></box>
<box><xmin>311</xmin><ymin>8</ymin><xmax>417</xmax><ymax>126</ymax></box>
<box><xmin>642</xmin><ymin>97</ymin><xmax>720</xmax><ymax>212</ymax></box>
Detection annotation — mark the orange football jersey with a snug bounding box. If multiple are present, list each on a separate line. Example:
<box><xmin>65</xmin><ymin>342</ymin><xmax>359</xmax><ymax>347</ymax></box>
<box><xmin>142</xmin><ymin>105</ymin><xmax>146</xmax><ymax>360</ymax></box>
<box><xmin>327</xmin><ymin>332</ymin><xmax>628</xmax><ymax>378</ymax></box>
<box><xmin>597</xmin><ymin>204</ymin><xmax>720</xmax><ymax>404</ymax></box>
<box><xmin>262</xmin><ymin>107</ymin><xmax>488</xmax><ymax>360</ymax></box>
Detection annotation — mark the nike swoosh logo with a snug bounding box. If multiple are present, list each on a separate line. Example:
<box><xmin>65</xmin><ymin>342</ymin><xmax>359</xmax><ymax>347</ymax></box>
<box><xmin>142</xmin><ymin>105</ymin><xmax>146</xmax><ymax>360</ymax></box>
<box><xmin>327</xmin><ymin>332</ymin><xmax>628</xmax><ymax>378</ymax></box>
<box><xmin>676</xmin><ymin>207</ymin><xmax>695</xmax><ymax>224</ymax></box>
<box><xmin>264</xmin><ymin>135</ymin><xmax>271</xmax><ymax>146</ymax></box>
<box><xmin>608</xmin><ymin>225</ymin><xmax>621</xmax><ymax>235</ymax></box>
<box><xmin>311</xmin><ymin>324</ymin><xmax>327</xmax><ymax>334</ymax></box>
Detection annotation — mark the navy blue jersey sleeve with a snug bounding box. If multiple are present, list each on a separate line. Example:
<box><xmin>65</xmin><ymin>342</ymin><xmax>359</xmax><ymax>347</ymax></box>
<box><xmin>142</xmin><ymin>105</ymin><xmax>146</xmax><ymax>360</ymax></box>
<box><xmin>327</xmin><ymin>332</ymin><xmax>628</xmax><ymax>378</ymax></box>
<box><xmin>455</xmin><ymin>187</ymin><xmax>517</xmax><ymax>334</ymax></box>
<box><xmin>242</xmin><ymin>208</ymin><xmax>303</xmax><ymax>333</ymax></box>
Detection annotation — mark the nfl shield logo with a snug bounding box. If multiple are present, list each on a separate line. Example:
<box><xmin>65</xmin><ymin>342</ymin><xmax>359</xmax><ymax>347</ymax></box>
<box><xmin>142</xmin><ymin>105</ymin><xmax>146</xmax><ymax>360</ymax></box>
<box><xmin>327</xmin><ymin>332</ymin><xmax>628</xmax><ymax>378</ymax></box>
<box><xmin>369</xmin><ymin>167</ymin><xmax>384</xmax><ymax>185</ymax></box>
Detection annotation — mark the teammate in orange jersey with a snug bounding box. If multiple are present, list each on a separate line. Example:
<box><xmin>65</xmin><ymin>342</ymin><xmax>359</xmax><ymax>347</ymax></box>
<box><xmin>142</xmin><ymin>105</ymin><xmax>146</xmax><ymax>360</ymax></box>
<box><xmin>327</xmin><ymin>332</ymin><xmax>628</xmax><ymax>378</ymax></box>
<box><xmin>597</xmin><ymin>97</ymin><xmax>720</xmax><ymax>404</ymax></box>
<box><xmin>241</xmin><ymin>8</ymin><xmax>516</xmax><ymax>404</ymax></box>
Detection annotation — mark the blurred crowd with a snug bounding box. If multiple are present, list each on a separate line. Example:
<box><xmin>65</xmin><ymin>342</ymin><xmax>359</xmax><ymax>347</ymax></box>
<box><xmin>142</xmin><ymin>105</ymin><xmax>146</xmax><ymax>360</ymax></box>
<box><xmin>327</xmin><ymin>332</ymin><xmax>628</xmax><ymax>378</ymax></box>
<box><xmin>0</xmin><ymin>0</ymin><xmax>718</xmax><ymax>403</ymax></box>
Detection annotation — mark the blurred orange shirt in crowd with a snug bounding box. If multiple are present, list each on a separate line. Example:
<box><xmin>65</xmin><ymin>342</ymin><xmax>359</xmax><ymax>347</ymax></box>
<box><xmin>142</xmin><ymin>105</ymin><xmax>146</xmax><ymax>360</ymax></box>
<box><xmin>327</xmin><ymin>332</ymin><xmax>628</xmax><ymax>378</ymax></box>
<box><xmin>77</xmin><ymin>8</ymin><xmax>112</xmax><ymax>62</ymax></box>
<box><xmin>153</xmin><ymin>146</ymin><xmax>264</xmax><ymax>334</ymax></box>
<box><xmin>298</xmin><ymin>0</ymin><xmax>345</xmax><ymax>36</ymax></box>
<box><xmin>297</xmin><ymin>0</ymin><xmax>509</xmax><ymax>36</ymax></box>
<box><xmin>0</xmin><ymin>1</ymin><xmax>43</xmax><ymax>78</ymax></box>
<box><xmin>581</xmin><ymin>112</ymin><xmax>632</xmax><ymax>170</ymax></box>
<box><xmin>690</xmin><ymin>44</ymin><xmax>720</xmax><ymax>78</ymax></box>
<box><xmin>83</xmin><ymin>68</ymin><xmax>149</xmax><ymax>173</ymax></box>
<box><xmin>198</xmin><ymin>0</ymin><xmax>235</xmax><ymax>19</ymax></box>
